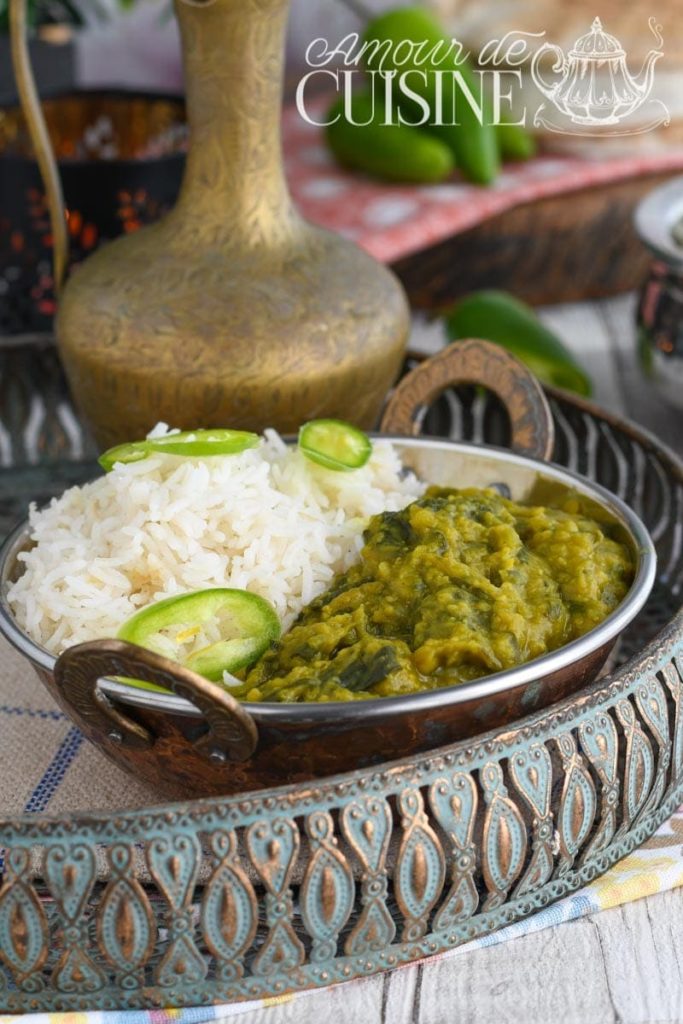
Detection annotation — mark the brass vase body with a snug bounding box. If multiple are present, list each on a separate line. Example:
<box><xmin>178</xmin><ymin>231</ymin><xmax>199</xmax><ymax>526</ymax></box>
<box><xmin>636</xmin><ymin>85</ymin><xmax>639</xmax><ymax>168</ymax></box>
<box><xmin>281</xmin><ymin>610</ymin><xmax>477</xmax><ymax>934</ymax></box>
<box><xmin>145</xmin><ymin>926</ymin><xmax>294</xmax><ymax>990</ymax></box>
<box><xmin>13</xmin><ymin>0</ymin><xmax>410</xmax><ymax>446</ymax></box>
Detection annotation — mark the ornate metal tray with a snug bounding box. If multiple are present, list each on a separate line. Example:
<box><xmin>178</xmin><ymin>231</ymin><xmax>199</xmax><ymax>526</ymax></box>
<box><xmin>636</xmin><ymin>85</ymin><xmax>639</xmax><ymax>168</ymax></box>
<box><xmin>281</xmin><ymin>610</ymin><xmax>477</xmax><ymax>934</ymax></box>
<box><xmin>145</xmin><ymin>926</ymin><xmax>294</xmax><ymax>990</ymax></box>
<box><xmin>0</xmin><ymin>338</ymin><xmax>681</xmax><ymax>1012</ymax></box>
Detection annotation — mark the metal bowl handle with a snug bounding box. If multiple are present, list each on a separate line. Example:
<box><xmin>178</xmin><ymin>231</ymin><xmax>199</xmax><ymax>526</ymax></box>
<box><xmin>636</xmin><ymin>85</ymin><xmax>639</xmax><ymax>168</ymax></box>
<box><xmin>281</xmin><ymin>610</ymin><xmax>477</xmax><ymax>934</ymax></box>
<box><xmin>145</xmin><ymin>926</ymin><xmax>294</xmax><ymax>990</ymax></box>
<box><xmin>381</xmin><ymin>338</ymin><xmax>555</xmax><ymax>461</ymax></box>
<box><xmin>54</xmin><ymin>639</ymin><xmax>258</xmax><ymax>763</ymax></box>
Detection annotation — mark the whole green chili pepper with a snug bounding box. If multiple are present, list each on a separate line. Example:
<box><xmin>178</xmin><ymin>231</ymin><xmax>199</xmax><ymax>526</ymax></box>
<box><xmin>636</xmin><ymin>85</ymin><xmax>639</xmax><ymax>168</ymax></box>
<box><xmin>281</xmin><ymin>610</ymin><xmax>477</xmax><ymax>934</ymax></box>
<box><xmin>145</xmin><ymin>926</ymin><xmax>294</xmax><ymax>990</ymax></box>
<box><xmin>326</xmin><ymin>93</ymin><xmax>454</xmax><ymax>183</ymax></box>
<box><xmin>496</xmin><ymin>119</ymin><xmax>537</xmax><ymax>161</ymax></box>
<box><xmin>362</xmin><ymin>6</ymin><xmax>500</xmax><ymax>184</ymax></box>
<box><xmin>445</xmin><ymin>290</ymin><xmax>592</xmax><ymax>396</ymax></box>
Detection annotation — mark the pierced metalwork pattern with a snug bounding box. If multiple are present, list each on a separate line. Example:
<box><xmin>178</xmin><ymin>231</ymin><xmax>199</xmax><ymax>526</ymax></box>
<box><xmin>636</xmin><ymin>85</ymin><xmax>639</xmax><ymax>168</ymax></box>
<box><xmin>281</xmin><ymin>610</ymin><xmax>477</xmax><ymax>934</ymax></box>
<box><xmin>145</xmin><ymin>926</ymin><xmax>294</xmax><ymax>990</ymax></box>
<box><xmin>341</xmin><ymin>797</ymin><xmax>395</xmax><ymax>952</ymax></box>
<box><xmin>97</xmin><ymin>844</ymin><xmax>157</xmax><ymax>988</ymax></box>
<box><xmin>0</xmin><ymin>638</ymin><xmax>679</xmax><ymax>1007</ymax></box>
<box><xmin>0</xmin><ymin>354</ymin><xmax>682</xmax><ymax>1008</ymax></box>
<box><xmin>429</xmin><ymin>772</ymin><xmax>478</xmax><ymax>928</ymax></box>
<box><xmin>0</xmin><ymin>641</ymin><xmax>682</xmax><ymax>1009</ymax></box>
<box><xmin>200</xmin><ymin>831</ymin><xmax>257</xmax><ymax>982</ymax></box>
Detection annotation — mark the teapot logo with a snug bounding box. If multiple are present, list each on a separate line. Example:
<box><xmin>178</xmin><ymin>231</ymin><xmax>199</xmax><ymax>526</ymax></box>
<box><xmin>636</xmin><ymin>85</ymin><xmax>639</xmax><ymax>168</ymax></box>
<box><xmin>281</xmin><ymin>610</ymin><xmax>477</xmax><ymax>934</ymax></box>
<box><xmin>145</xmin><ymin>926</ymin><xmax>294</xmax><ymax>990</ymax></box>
<box><xmin>531</xmin><ymin>17</ymin><xmax>669</xmax><ymax>135</ymax></box>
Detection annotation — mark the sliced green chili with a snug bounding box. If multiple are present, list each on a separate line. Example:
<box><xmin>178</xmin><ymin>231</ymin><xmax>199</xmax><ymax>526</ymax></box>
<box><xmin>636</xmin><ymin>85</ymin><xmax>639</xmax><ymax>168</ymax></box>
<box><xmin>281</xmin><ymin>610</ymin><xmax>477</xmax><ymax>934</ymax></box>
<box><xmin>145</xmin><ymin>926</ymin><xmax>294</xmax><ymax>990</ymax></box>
<box><xmin>99</xmin><ymin>429</ymin><xmax>260</xmax><ymax>472</ymax></box>
<box><xmin>298</xmin><ymin>419</ymin><xmax>372</xmax><ymax>471</ymax></box>
<box><xmin>98</xmin><ymin>442</ymin><xmax>149</xmax><ymax>472</ymax></box>
<box><xmin>117</xmin><ymin>588</ymin><xmax>280</xmax><ymax>686</ymax></box>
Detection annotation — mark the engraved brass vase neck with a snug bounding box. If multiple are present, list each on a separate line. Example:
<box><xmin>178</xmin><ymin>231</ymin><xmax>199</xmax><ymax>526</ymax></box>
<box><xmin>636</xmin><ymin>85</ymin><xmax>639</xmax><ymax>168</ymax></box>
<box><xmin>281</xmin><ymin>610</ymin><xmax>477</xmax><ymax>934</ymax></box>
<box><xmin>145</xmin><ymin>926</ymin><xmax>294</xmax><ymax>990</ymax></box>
<box><xmin>173</xmin><ymin>0</ymin><xmax>297</xmax><ymax>242</ymax></box>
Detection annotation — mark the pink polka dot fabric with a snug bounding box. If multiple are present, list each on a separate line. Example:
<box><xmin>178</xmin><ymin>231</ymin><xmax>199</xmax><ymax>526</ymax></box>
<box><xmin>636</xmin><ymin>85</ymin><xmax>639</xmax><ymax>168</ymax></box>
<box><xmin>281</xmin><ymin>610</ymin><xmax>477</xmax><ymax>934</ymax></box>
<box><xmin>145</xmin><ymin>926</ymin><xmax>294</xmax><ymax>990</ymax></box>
<box><xmin>283</xmin><ymin>102</ymin><xmax>683</xmax><ymax>263</ymax></box>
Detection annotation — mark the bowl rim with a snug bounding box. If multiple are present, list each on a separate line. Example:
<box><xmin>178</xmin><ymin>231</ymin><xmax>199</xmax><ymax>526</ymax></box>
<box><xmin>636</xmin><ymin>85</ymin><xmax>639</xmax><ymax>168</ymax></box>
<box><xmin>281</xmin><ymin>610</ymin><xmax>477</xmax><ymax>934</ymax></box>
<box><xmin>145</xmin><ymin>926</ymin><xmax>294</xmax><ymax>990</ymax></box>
<box><xmin>0</xmin><ymin>435</ymin><xmax>657</xmax><ymax>723</ymax></box>
<box><xmin>634</xmin><ymin>174</ymin><xmax>683</xmax><ymax>269</ymax></box>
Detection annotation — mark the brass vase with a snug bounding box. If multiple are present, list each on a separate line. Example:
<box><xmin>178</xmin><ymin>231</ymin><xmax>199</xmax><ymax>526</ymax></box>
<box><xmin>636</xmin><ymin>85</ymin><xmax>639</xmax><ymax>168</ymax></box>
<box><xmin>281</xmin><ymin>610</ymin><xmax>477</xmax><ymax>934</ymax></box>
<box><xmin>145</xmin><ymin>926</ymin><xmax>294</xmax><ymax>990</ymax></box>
<box><xmin>10</xmin><ymin>0</ymin><xmax>410</xmax><ymax>446</ymax></box>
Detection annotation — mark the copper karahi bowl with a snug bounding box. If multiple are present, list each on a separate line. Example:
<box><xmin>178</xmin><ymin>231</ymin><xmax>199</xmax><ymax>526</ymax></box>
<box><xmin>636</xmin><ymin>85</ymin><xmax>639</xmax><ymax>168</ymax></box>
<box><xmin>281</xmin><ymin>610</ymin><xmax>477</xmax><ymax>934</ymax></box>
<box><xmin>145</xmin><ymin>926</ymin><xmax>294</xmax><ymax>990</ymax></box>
<box><xmin>0</xmin><ymin>431</ymin><xmax>656</xmax><ymax>798</ymax></box>
<box><xmin>0</xmin><ymin>343</ymin><xmax>658</xmax><ymax>796</ymax></box>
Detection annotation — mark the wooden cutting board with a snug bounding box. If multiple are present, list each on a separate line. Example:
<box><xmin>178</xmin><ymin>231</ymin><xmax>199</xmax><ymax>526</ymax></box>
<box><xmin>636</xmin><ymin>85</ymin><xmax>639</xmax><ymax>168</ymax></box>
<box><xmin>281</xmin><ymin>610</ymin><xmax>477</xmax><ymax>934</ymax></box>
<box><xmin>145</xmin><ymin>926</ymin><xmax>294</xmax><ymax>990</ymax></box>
<box><xmin>380</xmin><ymin>0</ymin><xmax>681</xmax><ymax>307</ymax></box>
<box><xmin>284</xmin><ymin>103</ymin><xmax>683</xmax><ymax>309</ymax></box>
<box><xmin>391</xmin><ymin>169</ymin><xmax>677</xmax><ymax>310</ymax></box>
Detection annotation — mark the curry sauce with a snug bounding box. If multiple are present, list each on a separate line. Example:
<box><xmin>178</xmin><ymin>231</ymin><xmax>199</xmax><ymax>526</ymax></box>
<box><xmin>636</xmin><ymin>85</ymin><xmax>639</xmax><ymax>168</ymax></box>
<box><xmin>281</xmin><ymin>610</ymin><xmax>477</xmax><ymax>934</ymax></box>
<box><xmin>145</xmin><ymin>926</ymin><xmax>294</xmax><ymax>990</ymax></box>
<box><xmin>240</xmin><ymin>487</ymin><xmax>634</xmax><ymax>702</ymax></box>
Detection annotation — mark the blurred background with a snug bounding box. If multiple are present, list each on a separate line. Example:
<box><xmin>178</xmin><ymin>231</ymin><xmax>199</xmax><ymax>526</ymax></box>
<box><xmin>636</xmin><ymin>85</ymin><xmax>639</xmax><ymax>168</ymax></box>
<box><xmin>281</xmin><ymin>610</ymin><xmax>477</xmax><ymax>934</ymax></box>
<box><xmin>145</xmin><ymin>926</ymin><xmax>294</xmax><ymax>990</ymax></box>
<box><xmin>0</xmin><ymin>0</ymin><xmax>681</xmax><ymax>513</ymax></box>
<box><xmin>2</xmin><ymin>0</ymin><xmax>679</xmax><ymax>127</ymax></box>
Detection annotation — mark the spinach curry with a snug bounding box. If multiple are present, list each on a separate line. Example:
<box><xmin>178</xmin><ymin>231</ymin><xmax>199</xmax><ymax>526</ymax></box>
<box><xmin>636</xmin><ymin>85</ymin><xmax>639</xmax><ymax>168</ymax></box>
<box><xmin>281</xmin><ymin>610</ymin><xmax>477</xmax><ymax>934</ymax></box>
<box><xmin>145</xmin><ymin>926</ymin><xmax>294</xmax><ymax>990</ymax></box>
<box><xmin>239</xmin><ymin>487</ymin><xmax>634</xmax><ymax>703</ymax></box>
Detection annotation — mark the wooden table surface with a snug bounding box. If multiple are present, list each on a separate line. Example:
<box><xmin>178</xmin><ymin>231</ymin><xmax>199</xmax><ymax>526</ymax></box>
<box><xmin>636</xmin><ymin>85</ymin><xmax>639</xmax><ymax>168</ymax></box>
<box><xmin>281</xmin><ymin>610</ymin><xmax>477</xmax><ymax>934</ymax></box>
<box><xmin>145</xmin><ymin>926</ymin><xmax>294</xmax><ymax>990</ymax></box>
<box><xmin>227</xmin><ymin>294</ymin><xmax>683</xmax><ymax>1024</ymax></box>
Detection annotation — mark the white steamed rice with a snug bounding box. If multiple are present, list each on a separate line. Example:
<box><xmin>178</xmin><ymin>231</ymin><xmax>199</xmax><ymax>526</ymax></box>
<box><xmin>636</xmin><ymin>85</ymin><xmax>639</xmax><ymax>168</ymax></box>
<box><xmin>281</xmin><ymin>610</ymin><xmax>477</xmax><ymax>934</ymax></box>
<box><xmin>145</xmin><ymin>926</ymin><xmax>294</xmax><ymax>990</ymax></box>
<box><xmin>8</xmin><ymin>425</ymin><xmax>425</xmax><ymax>654</ymax></box>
